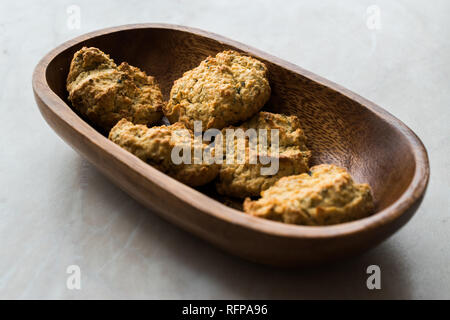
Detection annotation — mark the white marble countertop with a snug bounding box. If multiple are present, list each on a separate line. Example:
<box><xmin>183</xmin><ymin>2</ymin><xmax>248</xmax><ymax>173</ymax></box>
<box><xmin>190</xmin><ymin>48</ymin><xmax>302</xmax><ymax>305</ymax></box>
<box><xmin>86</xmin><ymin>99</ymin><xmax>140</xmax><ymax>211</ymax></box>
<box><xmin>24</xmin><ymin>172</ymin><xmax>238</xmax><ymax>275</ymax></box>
<box><xmin>0</xmin><ymin>0</ymin><xmax>448</xmax><ymax>299</ymax></box>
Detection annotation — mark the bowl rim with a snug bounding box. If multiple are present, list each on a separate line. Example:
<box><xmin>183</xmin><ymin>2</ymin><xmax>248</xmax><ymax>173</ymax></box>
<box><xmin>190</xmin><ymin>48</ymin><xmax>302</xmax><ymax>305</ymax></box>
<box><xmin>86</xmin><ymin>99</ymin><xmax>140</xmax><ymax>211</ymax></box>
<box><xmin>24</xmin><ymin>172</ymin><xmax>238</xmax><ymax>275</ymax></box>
<box><xmin>32</xmin><ymin>23</ymin><xmax>430</xmax><ymax>239</ymax></box>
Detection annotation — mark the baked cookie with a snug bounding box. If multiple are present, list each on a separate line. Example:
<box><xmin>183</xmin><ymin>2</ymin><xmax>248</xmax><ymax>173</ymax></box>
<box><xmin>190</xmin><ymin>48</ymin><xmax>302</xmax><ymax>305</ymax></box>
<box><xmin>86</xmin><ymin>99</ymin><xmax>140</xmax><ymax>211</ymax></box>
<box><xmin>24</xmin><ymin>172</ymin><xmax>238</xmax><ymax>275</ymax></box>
<box><xmin>109</xmin><ymin>119</ymin><xmax>219</xmax><ymax>187</ymax></box>
<box><xmin>164</xmin><ymin>50</ymin><xmax>271</xmax><ymax>130</ymax></box>
<box><xmin>216</xmin><ymin>112</ymin><xmax>311</xmax><ymax>198</ymax></box>
<box><xmin>67</xmin><ymin>47</ymin><xmax>163</xmax><ymax>132</ymax></box>
<box><xmin>243</xmin><ymin>164</ymin><xmax>374</xmax><ymax>225</ymax></box>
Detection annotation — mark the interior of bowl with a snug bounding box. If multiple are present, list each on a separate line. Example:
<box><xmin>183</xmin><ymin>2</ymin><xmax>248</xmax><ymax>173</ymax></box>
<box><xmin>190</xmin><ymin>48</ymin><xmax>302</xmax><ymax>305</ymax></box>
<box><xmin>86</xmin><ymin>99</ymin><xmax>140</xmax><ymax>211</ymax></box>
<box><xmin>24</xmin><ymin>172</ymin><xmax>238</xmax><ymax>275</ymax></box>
<box><xmin>44</xmin><ymin>27</ymin><xmax>416</xmax><ymax>213</ymax></box>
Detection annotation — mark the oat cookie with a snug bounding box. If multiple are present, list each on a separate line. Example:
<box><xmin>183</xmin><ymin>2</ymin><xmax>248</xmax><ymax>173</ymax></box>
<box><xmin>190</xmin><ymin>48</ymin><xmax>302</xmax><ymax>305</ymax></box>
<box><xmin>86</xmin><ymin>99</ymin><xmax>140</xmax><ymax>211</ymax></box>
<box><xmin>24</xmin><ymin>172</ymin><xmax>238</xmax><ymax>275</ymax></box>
<box><xmin>67</xmin><ymin>47</ymin><xmax>163</xmax><ymax>132</ymax></box>
<box><xmin>164</xmin><ymin>50</ymin><xmax>271</xmax><ymax>130</ymax></box>
<box><xmin>243</xmin><ymin>164</ymin><xmax>374</xmax><ymax>225</ymax></box>
<box><xmin>216</xmin><ymin>112</ymin><xmax>311</xmax><ymax>198</ymax></box>
<box><xmin>109</xmin><ymin>119</ymin><xmax>219</xmax><ymax>187</ymax></box>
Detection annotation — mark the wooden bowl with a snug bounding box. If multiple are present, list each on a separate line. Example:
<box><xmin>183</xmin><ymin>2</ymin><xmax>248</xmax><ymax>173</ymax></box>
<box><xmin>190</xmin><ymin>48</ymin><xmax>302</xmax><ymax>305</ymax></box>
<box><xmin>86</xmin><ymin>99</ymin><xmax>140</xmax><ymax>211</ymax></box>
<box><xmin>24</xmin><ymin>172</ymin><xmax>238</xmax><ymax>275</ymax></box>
<box><xmin>32</xmin><ymin>24</ymin><xmax>429</xmax><ymax>267</ymax></box>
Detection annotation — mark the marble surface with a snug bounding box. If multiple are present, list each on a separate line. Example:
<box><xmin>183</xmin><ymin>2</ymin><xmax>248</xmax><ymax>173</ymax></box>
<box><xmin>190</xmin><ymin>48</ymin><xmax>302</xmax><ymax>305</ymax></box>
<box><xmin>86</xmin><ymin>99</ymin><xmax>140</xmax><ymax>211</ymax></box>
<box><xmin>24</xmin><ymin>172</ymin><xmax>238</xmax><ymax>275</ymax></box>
<box><xmin>0</xmin><ymin>0</ymin><xmax>449</xmax><ymax>299</ymax></box>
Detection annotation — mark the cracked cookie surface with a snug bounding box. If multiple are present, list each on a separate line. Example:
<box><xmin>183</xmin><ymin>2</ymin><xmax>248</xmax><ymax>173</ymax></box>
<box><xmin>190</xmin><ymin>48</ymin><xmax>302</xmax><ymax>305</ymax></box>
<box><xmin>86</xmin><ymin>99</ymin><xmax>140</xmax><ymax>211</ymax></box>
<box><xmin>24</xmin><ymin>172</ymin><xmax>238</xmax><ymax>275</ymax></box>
<box><xmin>109</xmin><ymin>119</ymin><xmax>219</xmax><ymax>187</ymax></box>
<box><xmin>216</xmin><ymin>112</ymin><xmax>311</xmax><ymax>198</ymax></box>
<box><xmin>164</xmin><ymin>50</ymin><xmax>271</xmax><ymax>130</ymax></box>
<box><xmin>67</xmin><ymin>47</ymin><xmax>163</xmax><ymax>132</ymax></box>
<box><xmin>243</xmin><ymin>164</ymin><xmax>374</xmax><ymax>225</ymax></box>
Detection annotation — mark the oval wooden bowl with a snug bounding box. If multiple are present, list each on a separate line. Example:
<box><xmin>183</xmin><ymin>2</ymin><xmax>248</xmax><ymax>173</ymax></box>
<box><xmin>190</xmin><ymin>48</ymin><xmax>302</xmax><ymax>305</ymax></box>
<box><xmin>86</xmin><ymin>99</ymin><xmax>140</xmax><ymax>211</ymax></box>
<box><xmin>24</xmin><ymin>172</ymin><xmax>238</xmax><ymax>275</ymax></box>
<box><xmin>32</xmin><ymin>24</ymin><xmax>429</xmax><ymax>267</ymax></box>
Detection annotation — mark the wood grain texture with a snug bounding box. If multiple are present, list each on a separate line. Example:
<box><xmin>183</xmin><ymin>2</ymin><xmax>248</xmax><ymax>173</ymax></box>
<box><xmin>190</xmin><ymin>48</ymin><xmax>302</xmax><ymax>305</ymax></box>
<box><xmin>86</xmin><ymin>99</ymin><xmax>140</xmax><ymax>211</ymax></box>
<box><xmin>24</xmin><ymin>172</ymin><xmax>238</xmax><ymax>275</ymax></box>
<box><xmin>32</xmin><ymin>24</ymin><xmax>429</xmax><ymax>266</ymax></box>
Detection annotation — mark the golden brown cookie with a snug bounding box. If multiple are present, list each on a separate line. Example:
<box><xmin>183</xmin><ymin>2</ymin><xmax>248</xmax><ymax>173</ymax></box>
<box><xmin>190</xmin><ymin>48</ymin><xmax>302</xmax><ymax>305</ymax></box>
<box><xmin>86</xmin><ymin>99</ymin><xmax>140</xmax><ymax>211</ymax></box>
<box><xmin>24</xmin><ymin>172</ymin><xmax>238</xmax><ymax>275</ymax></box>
<box><xmin>164</xmin><ymin>50</ymin><xmax>271</xmax><ymax>130</ymax></box>
<box><xmin>109</xmin><ymin>119</ymin><xmax>219</xmax><ymax>187</ymax></box>
<box><xmin>216</xmin><ymin>112</ymin><xmax>311</xmax><ymax>198</ymax></box>
<box><xmin>243</xmin><ymin>164</ymin><xmax>374</xmax><ymax>225</ymax></box>
<box><xmin>67</xmin><ymin>47</ymin><xmax>163</xmax><ymax>132</ymax></box>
